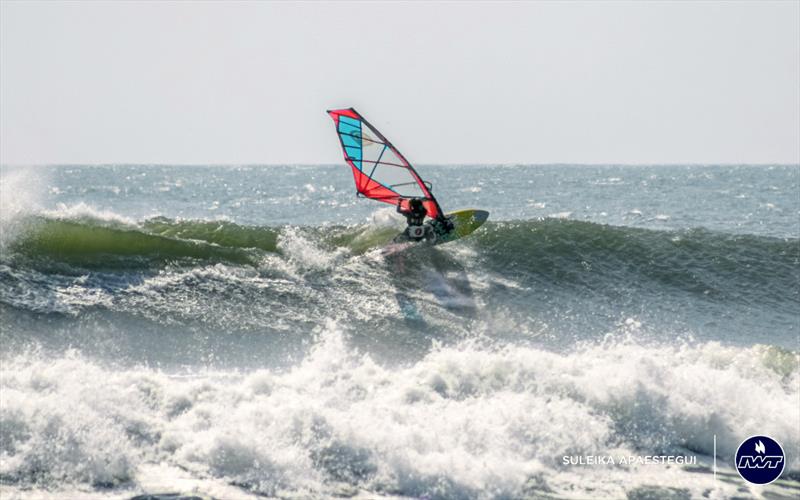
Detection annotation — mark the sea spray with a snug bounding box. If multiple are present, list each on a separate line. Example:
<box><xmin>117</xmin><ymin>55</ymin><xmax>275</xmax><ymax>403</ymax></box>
<box><xmin>1</xmin><ymin>324</ymin><xmax>797</xmax><ymax>498</ymax></box>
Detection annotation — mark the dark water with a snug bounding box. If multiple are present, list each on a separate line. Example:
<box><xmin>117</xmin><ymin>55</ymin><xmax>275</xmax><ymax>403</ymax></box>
<box><xmin>1</xmin><ymin>164</ymin><xmax>798</xmax><ymax>499</ymax></box>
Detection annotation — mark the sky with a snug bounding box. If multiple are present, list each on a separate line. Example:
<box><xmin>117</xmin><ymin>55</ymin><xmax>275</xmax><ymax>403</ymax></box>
<box><xmin>1</xmin><ymin>1</ymin><xmax>798</xmax><ymax>165</ymax></box>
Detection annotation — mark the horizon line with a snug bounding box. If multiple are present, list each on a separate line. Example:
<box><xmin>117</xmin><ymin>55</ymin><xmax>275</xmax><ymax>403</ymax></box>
<box><xmin>2</xmin><ymin>162</ymin><xmax>799</xmax><ymax>168</ymax></box>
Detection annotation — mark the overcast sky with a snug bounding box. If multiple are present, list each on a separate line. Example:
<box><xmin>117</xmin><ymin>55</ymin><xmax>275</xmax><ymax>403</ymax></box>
<box><xmin>1</xmin><ymin>1</ymin><xmax>798</xmax><ymax>165</ymax></box>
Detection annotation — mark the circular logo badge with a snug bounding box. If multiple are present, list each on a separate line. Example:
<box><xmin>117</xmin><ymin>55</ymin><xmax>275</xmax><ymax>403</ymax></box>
<box><xmin>735</xmin><ymin>435</ymin><xmax>785</xmax><ymax>485</ymax></box>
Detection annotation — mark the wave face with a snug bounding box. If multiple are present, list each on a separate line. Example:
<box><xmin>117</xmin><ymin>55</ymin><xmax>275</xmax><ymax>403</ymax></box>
<box><xmin>1</xmin><ymin>164</ymin><xmax>798</xmax><ymax>498</ymax></box>
<box><xmin>2</xmin><ymin>214</ymin><xmax>796</xmax><ymax>354</ymax></box>
<box><xmin>6</xmin><ymin>216</ymin><xmax>276</xmax><ymax>267</ymax></box>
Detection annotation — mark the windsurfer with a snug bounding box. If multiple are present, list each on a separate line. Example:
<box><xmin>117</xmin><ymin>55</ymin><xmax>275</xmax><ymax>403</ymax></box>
<box><xmin>398</xmin><ymin>198</ymin><xmax>429</xmax><ymax>241</ymax></box>
<box><xmin>397</xmin><ymin>198</ymin><xmax>455</xmax><ymax>241</ymax></box>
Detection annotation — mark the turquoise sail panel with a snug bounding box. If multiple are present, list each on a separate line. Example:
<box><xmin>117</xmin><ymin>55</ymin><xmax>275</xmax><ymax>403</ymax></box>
<box><xmin>337</xmin><ymin>118</ymin><xmax>362</xmax><ymax>170</ymax></box>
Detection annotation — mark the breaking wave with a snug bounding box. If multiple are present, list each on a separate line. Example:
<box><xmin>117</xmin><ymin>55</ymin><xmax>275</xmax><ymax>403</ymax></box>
<box><xmin>1</xmin><ymin>323</ymin><xmax>798</xmax><ymax>499</ymax></box>
<box><xmin>5</xmin><ymin>213</ymin><xmax>798</xmax><ymax>276</ymax></box>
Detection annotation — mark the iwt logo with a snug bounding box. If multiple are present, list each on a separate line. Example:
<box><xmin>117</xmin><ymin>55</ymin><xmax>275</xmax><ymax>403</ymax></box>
<box><xmin>735</xmin><ymin>435</ymin><xmax>785</xmax><ymax>485</ymax></box>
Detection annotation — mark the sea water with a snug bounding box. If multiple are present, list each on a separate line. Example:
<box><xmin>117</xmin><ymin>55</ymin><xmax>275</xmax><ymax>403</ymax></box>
<box><xmin>0</xmin><ymin>164</ymin><xmax>798</xmax><ymax>499</ymax></box>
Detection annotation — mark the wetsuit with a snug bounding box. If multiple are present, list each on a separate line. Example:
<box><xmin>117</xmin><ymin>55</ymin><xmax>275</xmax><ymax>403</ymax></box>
<box><xmin>398</xmin><ymin>199</ymin><xmax>429</xmax><ymax>241</ymax></box>
<box><xmin>399</xmin><ymin>200</ymin><xmax>427</xmax><ymax>225</ymax></box>
<box><xmin>397</xmin><ymin>198</ymin><xmax>455</xmax><ymax>242</ymax></box>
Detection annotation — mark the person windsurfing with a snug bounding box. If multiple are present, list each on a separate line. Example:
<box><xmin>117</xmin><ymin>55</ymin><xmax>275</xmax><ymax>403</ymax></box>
<box><xmin>397</xmin><ymin>198</ymin><xmax>430</xmax><ymax>241</ymax></box>
<box><xmin>397</xmin><ymin>197</ymin><xmax>455</xmax><ymax>242</ymax></box>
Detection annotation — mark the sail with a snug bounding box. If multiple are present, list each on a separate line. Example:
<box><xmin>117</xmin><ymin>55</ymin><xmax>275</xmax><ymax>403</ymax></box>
<box><xmin>327</xmin><ymin>108</ymin><xmax>441</xmax><ymax>219</ymax></box>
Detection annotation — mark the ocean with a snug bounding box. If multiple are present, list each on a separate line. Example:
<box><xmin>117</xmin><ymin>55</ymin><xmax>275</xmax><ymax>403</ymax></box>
<box><xmin>0</xmin><ymin>164</ymin><xmax>798</xmax><ymax>499</ymax></box>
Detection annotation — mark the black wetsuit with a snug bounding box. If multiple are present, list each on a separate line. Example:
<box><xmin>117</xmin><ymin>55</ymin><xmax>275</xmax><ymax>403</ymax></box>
<box><xmin>398</xmin><ymin>201</ymin><xmax>427</xmax><ymax>226</ymax></box>
<box><xmin>397</xmin><ymin>200</ymin><xmax>429</xmax><ymax>241</ymax></box>
<box><xmin>397</xmin><ymin>199</ymin><xmax>454</xmax><ymax>242</ymax></box>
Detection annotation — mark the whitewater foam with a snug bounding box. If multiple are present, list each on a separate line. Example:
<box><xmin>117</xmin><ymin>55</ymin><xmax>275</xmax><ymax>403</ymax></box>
<box><xmin>1</xmin><ymin>324</ymin><xmax>797</xmax><ymax>498</ymax></box>
<box><xmin>277</xmin><ymin>226</ymin><xmax>350</xmax><ymax>272</ymax></box>
<box><xmin>42</xmin><ymin>202</ymin><xmax>142</xmax><ymax>227</ymax></box>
